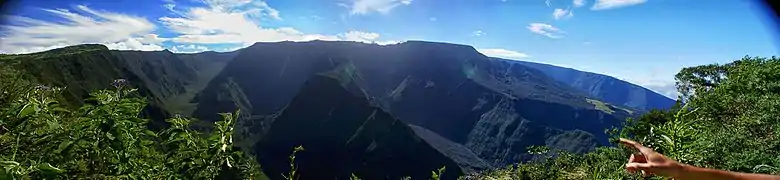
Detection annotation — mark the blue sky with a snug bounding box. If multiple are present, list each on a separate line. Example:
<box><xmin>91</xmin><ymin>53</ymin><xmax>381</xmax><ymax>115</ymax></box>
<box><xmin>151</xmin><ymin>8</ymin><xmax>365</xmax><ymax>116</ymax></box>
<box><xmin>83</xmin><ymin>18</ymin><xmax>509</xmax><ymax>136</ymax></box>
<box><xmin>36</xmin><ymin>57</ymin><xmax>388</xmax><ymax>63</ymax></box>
<box><xmin>1</xmin><ymin>0</ymin><xmax>778</xmax><ymax>98</ymax></box>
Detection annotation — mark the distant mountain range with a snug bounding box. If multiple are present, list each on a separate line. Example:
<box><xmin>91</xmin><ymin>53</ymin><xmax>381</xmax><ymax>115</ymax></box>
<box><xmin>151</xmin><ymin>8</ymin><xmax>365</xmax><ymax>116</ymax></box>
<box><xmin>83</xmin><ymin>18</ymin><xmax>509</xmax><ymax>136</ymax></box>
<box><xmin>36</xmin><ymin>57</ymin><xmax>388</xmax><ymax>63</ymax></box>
<box><xmin>506</xmin><ymin>59</ymin><xmax>676</xmax><ymax>111</ymax></box>
<box><xmin>1</xmin><ymin>41</ymin><xmax>674</xmax><ymax>179</ymax></box>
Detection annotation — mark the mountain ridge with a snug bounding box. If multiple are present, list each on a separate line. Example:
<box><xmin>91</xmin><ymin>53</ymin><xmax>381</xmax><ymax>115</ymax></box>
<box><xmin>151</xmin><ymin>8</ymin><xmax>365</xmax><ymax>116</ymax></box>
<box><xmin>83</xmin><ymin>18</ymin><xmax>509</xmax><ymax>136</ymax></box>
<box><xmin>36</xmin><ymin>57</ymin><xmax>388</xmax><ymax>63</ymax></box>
<box><xmin>2</xmin><ymin>42</ymin><xmax>661</xmax><ymax>177</ymax></box>
<box><xmin>191</xmin><ymin>40</ymin><xmax>632</xmax><ymax>170</ymax></box>
<box><xmin>504</xmin><ymin>58</ymin><xmax>676</xmax><ymax>111</ymax></box>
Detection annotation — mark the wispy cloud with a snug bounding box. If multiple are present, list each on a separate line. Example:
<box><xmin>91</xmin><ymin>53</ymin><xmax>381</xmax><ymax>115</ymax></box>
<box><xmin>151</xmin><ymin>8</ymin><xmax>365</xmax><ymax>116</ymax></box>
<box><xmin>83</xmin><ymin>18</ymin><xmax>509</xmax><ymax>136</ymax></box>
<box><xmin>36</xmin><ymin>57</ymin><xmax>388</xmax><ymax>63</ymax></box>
<box><xmin>573</xmin><ymin>0</ymin><xmax>586</xmax><ymax>8</ymax></box>
<box><xmin>1</xmin><ymin>0</ymin><xmax>401</xmax><ymax>54</ymax></box>
<box><xmin>159</xmin><ymin>0</ymin><xmax>395</xmax><ymax>46</ymax></box>
<box><xmin>348</xmin><ymin>0</ymin><xmax>412</xmax><ymax>15</ymax></box>
<box><xmin>170</xmin><ymin>44</ymin><xmax>211</xmax><ymax>53</ymax></box>
<box><xmin>591</xmin><ymin>0</ymin><xmax>647</xmax><ymax>10</ymax></box>
<box><xmin>472</xmin><ymin>30</ymin><xmax>485</xmax><ymax>36</ymax></box>
<box><xmin>553</xmin><ymin>8</ymin><xmax>573</xmax><ymax>20</ymax></box>
<box><xmin>643</xmin><ymin>82</ymin><xmax>680</xmax><ymax>100</ymax></box>
<box><xmin>527</xmin><ymin>23</ymin><xmax>565</xmax><ymax>38</ymax></box>
<box><xmin>254</xmin><ymin>0</ymin><xmax>282</xmax><ymax>20</ymax></box>
<box><xmin>0</xmin><ymin>5</ymin><xmax>164</xmax><ymax>54</ymax></box>
<box><xmin>477</xmin><ymin>48</ymin><xmax>530</xmax><ymax>59</ymax></box>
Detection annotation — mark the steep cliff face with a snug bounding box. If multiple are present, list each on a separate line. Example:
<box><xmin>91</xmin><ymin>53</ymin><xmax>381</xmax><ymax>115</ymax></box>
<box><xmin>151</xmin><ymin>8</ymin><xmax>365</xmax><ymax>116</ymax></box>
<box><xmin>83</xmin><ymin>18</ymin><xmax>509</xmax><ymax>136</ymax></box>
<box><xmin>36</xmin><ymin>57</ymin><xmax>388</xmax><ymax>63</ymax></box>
<box><xmin>192</xmin><ymin>41</ymin><xmax>342</xmax><ymax>122</ymax></box>
<box><xmin>509</xmin><ymin>59</ymin><xmax>676</xmax><ymax>111</ymax></box>
<box><xmin>194</xmin><ymin>40</ymin><xmax>632</xmax><ymax>169</ymax></box>
<box><xmin>256</xmin><ymin>73</ymin><xmax>462</xmax><ymax>180</ymax></box>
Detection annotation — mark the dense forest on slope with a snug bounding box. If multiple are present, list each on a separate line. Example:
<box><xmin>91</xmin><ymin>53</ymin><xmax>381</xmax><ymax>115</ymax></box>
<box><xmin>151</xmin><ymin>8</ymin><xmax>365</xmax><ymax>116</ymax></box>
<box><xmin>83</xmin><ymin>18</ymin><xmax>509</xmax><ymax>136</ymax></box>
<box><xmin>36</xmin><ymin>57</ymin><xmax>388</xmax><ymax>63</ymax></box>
<box><xmin>2</xmin><ymin>43</ymin><xmax>777</xmax><ymax>180</ymax></box>
<box><xmin>0</xmin><ymin>44</ymin><xmax>234</xmax><ymax>117</ymax></box>
<box><xmin>508</xmin><ymin>59</ymin><xmax>676</xmax><ymax>112</ymax></box>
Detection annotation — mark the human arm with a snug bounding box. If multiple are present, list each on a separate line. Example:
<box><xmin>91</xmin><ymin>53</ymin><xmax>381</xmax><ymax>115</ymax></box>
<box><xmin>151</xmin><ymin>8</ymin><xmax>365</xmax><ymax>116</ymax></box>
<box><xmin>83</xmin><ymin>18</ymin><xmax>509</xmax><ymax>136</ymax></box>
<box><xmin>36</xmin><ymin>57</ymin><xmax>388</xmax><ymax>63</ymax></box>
<box><xmin>620</xmin><ymin>138</ymin><xmax>780</xmax><ymax>180</ymax></box>
<box><xmin>673</xmin><ymin>164</ymin><xmax>780</xmax><ymax>180</ymax></box>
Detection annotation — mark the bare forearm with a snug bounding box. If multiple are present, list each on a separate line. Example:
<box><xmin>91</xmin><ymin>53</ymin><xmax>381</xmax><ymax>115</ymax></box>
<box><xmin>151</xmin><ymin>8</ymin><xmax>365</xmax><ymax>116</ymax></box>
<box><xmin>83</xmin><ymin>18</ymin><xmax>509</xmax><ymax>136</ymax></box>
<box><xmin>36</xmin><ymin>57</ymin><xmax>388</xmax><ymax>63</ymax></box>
<box><xmin>674</xmin><ymin>165</ymin><xmax>780</xmax><ymax>180</ymax></box>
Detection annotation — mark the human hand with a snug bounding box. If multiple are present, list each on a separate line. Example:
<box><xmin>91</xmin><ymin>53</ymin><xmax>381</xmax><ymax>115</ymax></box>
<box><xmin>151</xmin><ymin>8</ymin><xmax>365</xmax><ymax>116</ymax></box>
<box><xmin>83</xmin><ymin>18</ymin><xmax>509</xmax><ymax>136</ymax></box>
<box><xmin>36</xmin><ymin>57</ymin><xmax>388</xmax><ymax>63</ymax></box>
<box><xmin>620</xmin><ymin>138</ymin><xmax>686</xmax><ymax>178</ymax></box>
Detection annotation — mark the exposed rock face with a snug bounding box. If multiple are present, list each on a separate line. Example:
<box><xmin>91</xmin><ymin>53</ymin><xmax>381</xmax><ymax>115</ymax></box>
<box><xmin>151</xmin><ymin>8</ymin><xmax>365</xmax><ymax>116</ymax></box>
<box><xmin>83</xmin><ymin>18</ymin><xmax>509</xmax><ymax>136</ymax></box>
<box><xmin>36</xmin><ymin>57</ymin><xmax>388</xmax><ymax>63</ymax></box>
<box><xmin>193</xmin><ymin>40</ymin><xmax>632</xmax><ymax>170</ymax></box>
<box><xmin>255</xmin><ymin>74</ymin><xmax>463</xmax><ymax>180</ymax></box>
<box><xmin>509</xmin><ymin>59</ymin><xmax>676</xmax><ymax>111</ymax></box>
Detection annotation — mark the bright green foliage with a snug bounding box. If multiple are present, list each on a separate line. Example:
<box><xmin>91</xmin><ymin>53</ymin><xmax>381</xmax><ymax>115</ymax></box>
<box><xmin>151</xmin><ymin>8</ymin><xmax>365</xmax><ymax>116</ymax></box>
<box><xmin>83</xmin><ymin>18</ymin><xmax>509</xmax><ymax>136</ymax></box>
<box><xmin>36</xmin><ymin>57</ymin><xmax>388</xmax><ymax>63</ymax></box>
<box><xmin>0</xmin><ymin>78</ymin><xmax>266</xmax><ymax>179</ymax></box>
<box><xmin>667</xmin><ymin>56</ymin><xmax>780</xmax><ymax>173</ymax></box>
<box><xmin>282</xmin><ymin>145</ymin><xmax>305</xmax><ymax>180</ymax></box>
<box><xmin>430</xmin><ymin>167</ymin><xmax>446</xmax><ymax>180</ymax></box>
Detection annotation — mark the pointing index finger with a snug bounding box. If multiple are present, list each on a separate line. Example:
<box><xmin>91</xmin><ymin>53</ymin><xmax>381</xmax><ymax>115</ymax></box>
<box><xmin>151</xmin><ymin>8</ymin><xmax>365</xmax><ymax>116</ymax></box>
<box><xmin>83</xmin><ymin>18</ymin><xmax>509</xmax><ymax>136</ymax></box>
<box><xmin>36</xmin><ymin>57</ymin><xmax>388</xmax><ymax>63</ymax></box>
<box><xmin>619</xmin><ymin>138</ymin><xmax>653</xmax><ymax>154</ymax></box>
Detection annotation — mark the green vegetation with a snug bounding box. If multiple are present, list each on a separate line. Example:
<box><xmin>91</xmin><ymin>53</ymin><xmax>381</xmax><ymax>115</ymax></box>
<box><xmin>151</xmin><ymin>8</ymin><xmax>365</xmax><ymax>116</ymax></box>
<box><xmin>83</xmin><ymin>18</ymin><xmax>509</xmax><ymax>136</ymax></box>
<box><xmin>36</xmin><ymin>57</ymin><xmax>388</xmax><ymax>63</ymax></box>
<box><xmin>475</xmin><ymin>56</ymin><xmax>780</xmax><ymax>179</ymax></box>
<box><xmin>586</xmin><ymin>98</ymin><xmax>616</xmax><ymax>114</ymax></box>
<box><xmin>0</xmin><ymin>70</ymin><xmax>266</xmax><ymax>179</ymax></box>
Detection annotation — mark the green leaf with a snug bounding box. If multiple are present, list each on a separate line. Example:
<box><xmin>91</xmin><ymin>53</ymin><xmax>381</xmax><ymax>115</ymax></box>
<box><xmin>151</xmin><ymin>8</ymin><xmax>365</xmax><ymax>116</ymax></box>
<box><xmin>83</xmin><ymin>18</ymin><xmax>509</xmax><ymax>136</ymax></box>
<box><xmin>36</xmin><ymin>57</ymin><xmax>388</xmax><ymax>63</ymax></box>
<box><xmin>55</xmin><ymin>140</ymin><xmax>74</xmax><ymax>154</ymax></box>
<box><xmin>107</xmin><ymin>132</ymin><xmax>116</xmax><ymax>141</ymax></box>
<box><xmin>660</xmin><ymin>134</ymin><xmax>674</xmax><ymax>147</ymax></box>
<box><xmin>52</xmin><ymin>107</ymin><xmax>70</xmax><ymax>113</ymax></box>
<box><xmin>0</xmin><ymin>161</ymin><xmax>20</xmax><ymax>167</ymax></box>
<box><xmin>37</xmin><ymin>163</ymin><xmax>65</xmax><ymax>174</ymax></box>
<box><xmin>144</xmin><ymin>130</ymin><xmax>157</xmax><ymax>137</ymax></box>
<box><xmin>16</xmin><ymin>103</ymin><xmax>34</xmax><ymax>118</ymax></box>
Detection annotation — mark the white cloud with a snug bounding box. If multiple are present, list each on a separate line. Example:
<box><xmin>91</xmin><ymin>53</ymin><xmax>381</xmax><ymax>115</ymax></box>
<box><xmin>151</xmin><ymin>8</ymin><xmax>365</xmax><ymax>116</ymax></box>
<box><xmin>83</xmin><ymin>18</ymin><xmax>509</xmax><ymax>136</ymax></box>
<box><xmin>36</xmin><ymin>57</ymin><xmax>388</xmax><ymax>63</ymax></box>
<box><xmin>643</xmin><ymin>82</ymin><xmax>680</xmax><ymax>100</ymax></box>
<box><xmin>429</xmin><ymin>17</ymin><xmax>437</xmax><ymax>21</ymax></box>
<box><xmin>159</xmin><ymin>2</ymin><xmax>321</xmax><ymax>43</ymax></box>
<box><xmin>170</xmin><ymin>44</ymin><xmax>211</xmax><ymax>53</ymax></box>
<box><xmin>105</xmin><ymin>38</ymin><xmax>166</xmax><ymax>51</ymax></box>
<box><xmin>159</xmin><ymin>0</ymin><xmax>397</xmax><ymax>47</ymax></box>
<box><xmin>338</xmin><ymin>31</ymin><xmax>400</xmax><ymax>45</ymax></box>
<box><xmin>472</xmin><ymin>30</ymin><xmax>485</xmax><ymax>36</ymax></box>
<box><xmin>254</xmin><ymin>1</ymin><xmax>282</xmax><ymax>20</ymax></box>
<box><xmin>477</xmin><ymin>48</ymin><xmax>530</xmax><ymax>59</ymax></box>
<box><xmin>545</xmin><ymin>0</ymin><xmax>552</xmax><ymax>7</ymax></box>
<box><xmin>527</xmin><ymin>23</ymin><xmax>565</xmax><ymax>38</ymax></box>
<box><xmin>573</xmin><ymin>0</ymin><xmax>586</xmax><ymax>7</ymax></box>
<box><xmin>1</xmin><ymin>0</ymin><xmax>400</xmax><ymax>54</ymax></box>
<box><xmin>553</xmin><ymin>8</ymin><xmax>573</xmax><ymax>20</ymax></box>
<box><xmin>591</xmin><ymin>0</ymin><xmax>647</xmax><ymax>10</ymax></box>
<box><xmin>163</xmin><ymin>3</ymin><xmax>176</xmax><ymax>11</ymax></box>
<box><xmin>0</xmin><ymin>5</ymin><xmax>164</xmax><ymax>54</ymax></box>
<box><xmin>341</xmin><ymin>31</ymin><xmax>380</xmax><ymax>42</ymax></box>
<box><xmin>348</xmin><ymin>0</ymin><xmax>412</xmax><ymax>15</ymax></box>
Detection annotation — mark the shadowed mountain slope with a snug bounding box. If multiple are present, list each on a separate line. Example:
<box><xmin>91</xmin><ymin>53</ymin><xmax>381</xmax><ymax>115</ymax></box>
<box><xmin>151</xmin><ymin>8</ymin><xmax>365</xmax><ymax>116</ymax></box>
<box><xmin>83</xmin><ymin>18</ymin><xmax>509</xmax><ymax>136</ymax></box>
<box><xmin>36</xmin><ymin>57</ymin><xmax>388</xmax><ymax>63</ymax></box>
<box><xmin>256</xmin><ymin>73</ymin><xmax>463</xmax><ymax>180</ymax></box>
<box><xmin>195</xmin><ymin>40</ymin><xmax>632</xmax><ymax>169</ymax></box>
<box><xmin>508</xmin><ymin>59</ymin><xmax>676</xmax><ymax>111</ymax></box>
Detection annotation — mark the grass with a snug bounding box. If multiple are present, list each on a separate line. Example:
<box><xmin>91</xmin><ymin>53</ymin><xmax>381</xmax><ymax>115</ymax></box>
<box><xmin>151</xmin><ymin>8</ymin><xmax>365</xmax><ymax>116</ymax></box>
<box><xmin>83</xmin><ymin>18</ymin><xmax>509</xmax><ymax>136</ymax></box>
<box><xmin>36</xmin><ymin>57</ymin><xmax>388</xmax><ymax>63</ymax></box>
<box><xmin>586</xmin><ymin>98</ymin><xmax>616</xmax><ymax>114</ymax></box>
